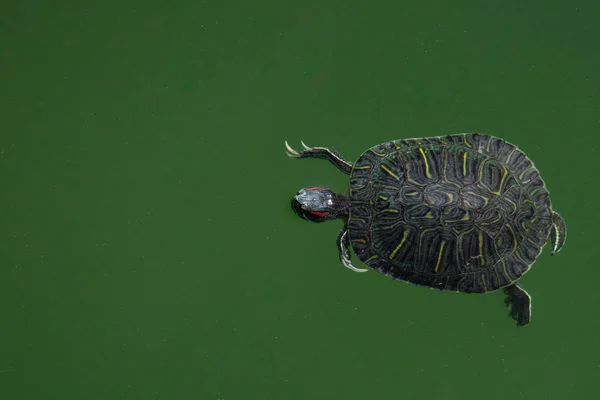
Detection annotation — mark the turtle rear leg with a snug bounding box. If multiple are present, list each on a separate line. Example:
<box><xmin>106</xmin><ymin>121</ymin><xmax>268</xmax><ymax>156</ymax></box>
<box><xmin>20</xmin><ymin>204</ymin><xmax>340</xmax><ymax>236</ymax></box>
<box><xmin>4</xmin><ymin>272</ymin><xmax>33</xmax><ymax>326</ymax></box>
<box><xmin>285</xmin><ymin>141</ymin><xmax>353</xmax><ymax>175</ymax></box>
<box><xmin>336</xmin><ymin>224</ymin><xmax>368</xmax><ymax>272</ymax></box>
<box><xmin>550</xmin><ymin>211</ymin><xmax>566</xmax><ymax>255</ymax></box>
<box><xmin>503</xmin><ymin>284</ymin><xmax>531</xmax><ymax>327</ymax></box>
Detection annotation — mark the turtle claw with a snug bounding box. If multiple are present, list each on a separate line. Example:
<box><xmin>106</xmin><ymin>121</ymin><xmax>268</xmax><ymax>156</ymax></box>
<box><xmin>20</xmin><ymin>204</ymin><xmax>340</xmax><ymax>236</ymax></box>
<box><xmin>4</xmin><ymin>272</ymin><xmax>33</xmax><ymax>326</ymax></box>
<box><xmin>285</xmin><ymin>141</ymin><xmax>300</xmax><ymax>158</ymax></box>
<box><xmin>284</xmin><ymin>140</ymin><xmax>315</xmax><ymax>157</ymax></box>
<box><xmin>338</xmin><ymin>228</ymin><xmax>369</xmax><ymax>273</ymax></box>
<box><xmin>342</xmin><ymin>258</ymin><xmax>369</xmax><ymax>273</ymax></box>
<box><xmin>550</xmin><ymin>211</ymin><xmax>567</xmax><ymax>255</ymax></box>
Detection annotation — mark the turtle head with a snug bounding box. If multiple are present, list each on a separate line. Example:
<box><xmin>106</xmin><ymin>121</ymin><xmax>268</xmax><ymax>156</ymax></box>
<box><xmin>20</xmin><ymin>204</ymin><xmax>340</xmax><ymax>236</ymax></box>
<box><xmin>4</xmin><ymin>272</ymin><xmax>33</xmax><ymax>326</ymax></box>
<box><xmin>291</xmin><ymin>187</ymin><xmax>349</xmax><ymax>223</ymax></box>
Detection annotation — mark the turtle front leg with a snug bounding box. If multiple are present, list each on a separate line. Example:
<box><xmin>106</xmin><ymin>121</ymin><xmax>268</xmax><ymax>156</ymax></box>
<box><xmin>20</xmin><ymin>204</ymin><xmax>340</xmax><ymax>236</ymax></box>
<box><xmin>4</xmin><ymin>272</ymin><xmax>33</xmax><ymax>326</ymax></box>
<box><xmin>503</xmin><ymin>284</ymin><xmax>531</xmax><ymax>327</ymax></box>
<box><xmin>285</xmin><ymin>141</ymin><xmax>353</xmax><ymax>175</ymax></box>
<box><xmin>336</xmin><ymin>224</ymin><xmax>368</xmax><ymax>272</ymax></box>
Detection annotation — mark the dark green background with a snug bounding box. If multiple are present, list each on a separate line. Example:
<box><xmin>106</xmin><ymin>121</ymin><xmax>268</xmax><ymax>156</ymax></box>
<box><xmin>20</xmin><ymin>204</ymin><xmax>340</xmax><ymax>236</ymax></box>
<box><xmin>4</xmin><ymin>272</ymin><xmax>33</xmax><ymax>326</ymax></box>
<box><xmin>2</xmin><ymin>1</ymin><xmax>598</xmax><ymax>399</ymax></box>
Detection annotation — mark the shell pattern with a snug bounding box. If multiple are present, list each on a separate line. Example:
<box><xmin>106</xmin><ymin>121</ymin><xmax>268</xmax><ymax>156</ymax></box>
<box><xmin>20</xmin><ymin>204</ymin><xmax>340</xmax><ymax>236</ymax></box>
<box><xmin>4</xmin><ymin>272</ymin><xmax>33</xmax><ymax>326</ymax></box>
<box><xmin>348</xmin><ymin>133</ymin><xmax>553</xmax><ymax>293</ymax></box>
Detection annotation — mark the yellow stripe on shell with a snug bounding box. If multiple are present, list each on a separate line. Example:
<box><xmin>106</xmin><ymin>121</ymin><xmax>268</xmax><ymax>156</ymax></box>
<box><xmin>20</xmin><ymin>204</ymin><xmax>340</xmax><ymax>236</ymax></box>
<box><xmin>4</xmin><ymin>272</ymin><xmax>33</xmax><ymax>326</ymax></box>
<box><xmin>381</xmin><ymin>164</ymin><xmax>400</xmax><ymax>180</ymax></box>
<box><xmin>478</xmin><ymin>232</ymin><xmax>486</xmax><ymax>266</ymax></box>
<box><xmin>419</xmin><ymin>147</ymin><xmax>433</xmax><ymax>179</ymax></box>
<box><xmin>434</xmin><ymin>240</ymin><xmax>446</xmax><ymax>273</ymax></box>
<box><xmin>389</xmin><ymin>230</ymin><xmax>409</xmax><ymax>259</ymax></box>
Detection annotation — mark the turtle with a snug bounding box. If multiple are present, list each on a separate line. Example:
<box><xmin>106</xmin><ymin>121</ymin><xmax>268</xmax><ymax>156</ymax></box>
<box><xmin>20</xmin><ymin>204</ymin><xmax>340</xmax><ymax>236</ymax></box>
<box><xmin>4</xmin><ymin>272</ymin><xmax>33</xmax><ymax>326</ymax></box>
<box><xmin>286</xmin><ymin>133</ymin><xmax>566</xmax><ymax>327</ymax></box>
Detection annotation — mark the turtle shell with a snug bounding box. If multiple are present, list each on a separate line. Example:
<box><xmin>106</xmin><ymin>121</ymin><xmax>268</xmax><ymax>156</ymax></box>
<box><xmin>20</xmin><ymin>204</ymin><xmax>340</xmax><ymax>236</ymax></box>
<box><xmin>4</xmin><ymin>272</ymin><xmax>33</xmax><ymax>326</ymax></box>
<box><xmin>348</xmin><ymin>133</ymin><xmax>554</xmax><ymax>293</ymax></box>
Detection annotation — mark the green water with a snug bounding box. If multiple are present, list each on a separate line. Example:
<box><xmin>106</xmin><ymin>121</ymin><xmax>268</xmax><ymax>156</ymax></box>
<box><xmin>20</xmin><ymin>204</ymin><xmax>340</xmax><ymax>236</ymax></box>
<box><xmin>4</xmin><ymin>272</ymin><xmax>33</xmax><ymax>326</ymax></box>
<box><xmin>1</xmin><ymin>1</ymin><xmax>598</xmax><ymax>399</ymax></box>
